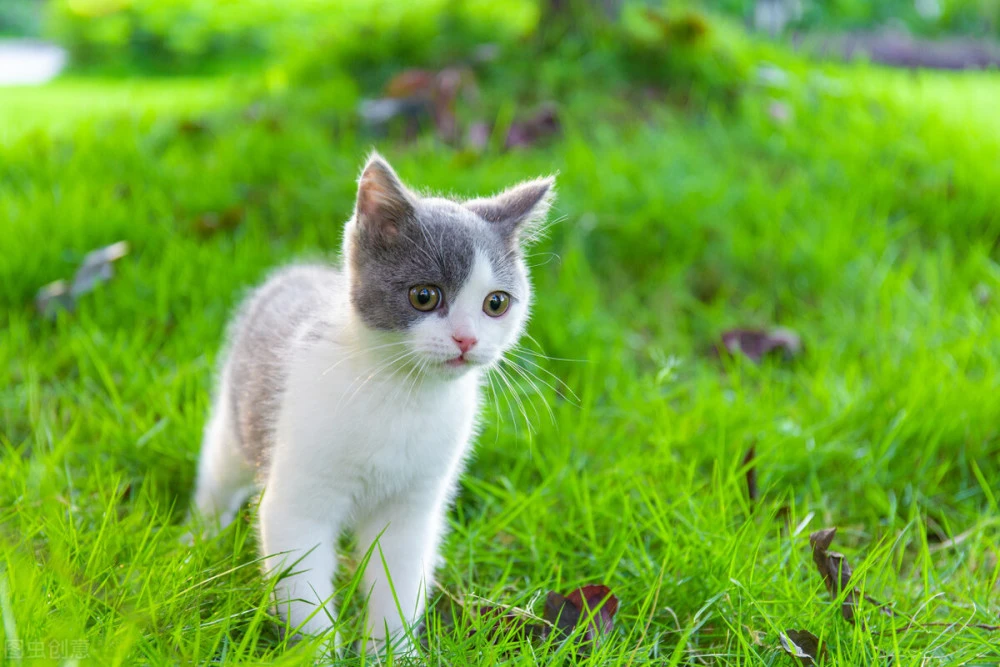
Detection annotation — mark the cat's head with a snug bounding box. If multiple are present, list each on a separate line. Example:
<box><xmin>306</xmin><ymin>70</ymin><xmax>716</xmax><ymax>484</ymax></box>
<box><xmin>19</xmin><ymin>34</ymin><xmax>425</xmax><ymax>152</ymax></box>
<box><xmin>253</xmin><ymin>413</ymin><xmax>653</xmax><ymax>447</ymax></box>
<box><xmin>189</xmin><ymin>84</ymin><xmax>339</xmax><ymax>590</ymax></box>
<box><xmin>343</xmin><ymin>152</ymin><xmax>554</xmax><ymax>378</ymax></box>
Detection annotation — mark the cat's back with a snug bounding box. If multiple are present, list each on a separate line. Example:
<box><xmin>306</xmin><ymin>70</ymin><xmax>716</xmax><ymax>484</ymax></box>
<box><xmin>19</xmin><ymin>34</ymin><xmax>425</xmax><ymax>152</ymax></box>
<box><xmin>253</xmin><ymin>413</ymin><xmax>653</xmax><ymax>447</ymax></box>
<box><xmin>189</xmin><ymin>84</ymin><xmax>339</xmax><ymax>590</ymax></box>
<box><xmin>225</xmin><ymin>263</ymin><xmax>345</xmax><ymax>465</ymax></box>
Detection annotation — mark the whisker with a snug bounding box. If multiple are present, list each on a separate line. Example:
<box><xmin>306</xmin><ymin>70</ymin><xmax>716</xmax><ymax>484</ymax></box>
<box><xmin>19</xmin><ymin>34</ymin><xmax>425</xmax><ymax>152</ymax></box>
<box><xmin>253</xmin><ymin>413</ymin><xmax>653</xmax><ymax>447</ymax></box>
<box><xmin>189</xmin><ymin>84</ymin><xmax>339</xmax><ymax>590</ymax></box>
<box><xmin>524</xmin><ymin>251</ymin><xmax>561</xmax><ymax>269</ymax></box>
<box><xmin>382</xmin><ymin>352</ymin><xmax>423</xmax><ymax>409</ymax></box>
<box><xmin>320</xmin><ymin>340</ymin><xmax>410</xmax><ymax>376</ymax></box>
<box><xmin>517</xmin><ymin>335</ymin><xmax>587</xmax><ymax>363</ymax></box>
<box><xmin>483</xmin><ymin>367</ymin><xmax>503</xmax><ymax>444</ymax></box>
<box><xmin>399</xmin><ymin>356</ymin><xmax>428</xmax><ymax>409</ymax></box>
<box><xmin>499</xmin><ymin>359</ymin><xmax>544</xmax><ymax>425</ymax></box>
<box><xmin>500</xmin><ymin>357</ymin><xmax>556</xmax><ymax>425</ymax></box>
<box><xmin>506</xmin><ymin>349</ymin><xmax>581</xmax><ymax>405</ymax></box>
<box><xmin>335</xmin><ymin>349</ymin><xmax>418</xmax><ymax>413</ymax></box>
<box><xmin>487</xmin><ymin>367</ymin><xmax>521</xmax><ymax>440</ymax></box>
<box><xmin>492</xmin><ymin>363</ymin><xmax>534</xmax><ymax>436</ymax></box>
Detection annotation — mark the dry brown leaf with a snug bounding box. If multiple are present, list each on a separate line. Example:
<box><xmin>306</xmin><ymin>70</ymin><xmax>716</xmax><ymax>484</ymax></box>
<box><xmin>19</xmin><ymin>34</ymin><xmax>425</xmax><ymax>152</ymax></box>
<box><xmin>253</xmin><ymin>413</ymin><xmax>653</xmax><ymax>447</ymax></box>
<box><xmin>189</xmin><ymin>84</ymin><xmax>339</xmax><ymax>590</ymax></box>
<box><xmin>779</xmin><ymin>629</ymin><xmax>825</xmax><ymax>665</ymax></box>
<box><xmin>719</xmin><ymin>327</ymin><xmax>802</xmax><ymax>363</ymax></box>
<box><xmin>809</xmin><ymin>528</ymin><xmax>858</xmax><ymax>623</ymax></box>
<box><xmin>743</xmin><ymin>444</ymin><xmax>758</xmax><ymax>503</ymax></box>
<box><xmin>543</xmin><ymin>584</ymin><xmax>619</xmax><ymax>647</ymax></box>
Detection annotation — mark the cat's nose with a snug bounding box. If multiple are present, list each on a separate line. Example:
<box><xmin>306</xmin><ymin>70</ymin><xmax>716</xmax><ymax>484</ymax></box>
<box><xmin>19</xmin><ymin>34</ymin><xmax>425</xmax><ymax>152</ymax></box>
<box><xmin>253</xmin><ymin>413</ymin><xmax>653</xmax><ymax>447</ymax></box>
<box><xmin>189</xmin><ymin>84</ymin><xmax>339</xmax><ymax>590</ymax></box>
<box><xmin>452</xmin><ymin>335</ymin><xmax>477</xmax><ymax>354</ymax></box>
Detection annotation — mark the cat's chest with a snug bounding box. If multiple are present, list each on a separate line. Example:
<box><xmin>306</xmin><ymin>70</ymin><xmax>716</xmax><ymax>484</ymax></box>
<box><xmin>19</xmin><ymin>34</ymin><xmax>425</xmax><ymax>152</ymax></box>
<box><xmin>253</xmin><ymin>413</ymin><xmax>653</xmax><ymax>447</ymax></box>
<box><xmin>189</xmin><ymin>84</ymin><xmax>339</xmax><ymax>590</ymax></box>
<box><xmin>283</xmin><ymin>349</ymin><xmax>480</xmax><ymax>479</ymax></box>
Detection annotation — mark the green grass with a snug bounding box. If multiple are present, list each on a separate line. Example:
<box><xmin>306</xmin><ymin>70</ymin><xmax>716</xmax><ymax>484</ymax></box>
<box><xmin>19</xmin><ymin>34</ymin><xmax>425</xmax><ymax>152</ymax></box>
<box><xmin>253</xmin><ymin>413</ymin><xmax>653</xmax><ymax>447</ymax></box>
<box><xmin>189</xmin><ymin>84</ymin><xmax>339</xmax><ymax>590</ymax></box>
<box><xmin>2</xmin><ymin>39</ymin><xmax>1000</xmax><ymax>666</ymax></box>
<box><xmin>0</xmin><ymin>77</ymin><xmax>231</xmax><ymax>143</ymax></box>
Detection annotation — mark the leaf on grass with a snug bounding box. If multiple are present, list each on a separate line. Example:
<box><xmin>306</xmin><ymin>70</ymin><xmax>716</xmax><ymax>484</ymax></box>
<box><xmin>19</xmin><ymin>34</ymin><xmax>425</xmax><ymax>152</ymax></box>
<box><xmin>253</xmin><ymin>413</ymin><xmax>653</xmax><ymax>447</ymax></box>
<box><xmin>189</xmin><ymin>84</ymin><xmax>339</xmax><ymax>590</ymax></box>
<box><xmin>543</xmin><ymin>584</ymin><xmax>619</xmax><ymax>646</ymax></box>
<box><xmin>719</xmin><ymin>327</ymin><xmax>802</xmax><ymax>363</ymax></box>
<box><xmin>743</xmin><ymin>444</ymin><xmax>758</xmax><ymax>503</ymax></box>
<box><xmin>779</xmin><ymin>629</ymin><xmax>825</xmax><ymax>665</ymax></box>
<box><xmin>35</xmin><ymin>241</ymin><xmax>129</xmax><ymax>317</ymax></box>
<box><xmin>452</xmin><ymin>584</ymin><xmax>619</xmax><ymax>652</ymax></box>
<box><xmin>360</xmin><ymin>67</ymin><xmax>477</xmax><ymax>143</ymax></box>
<box><xmin>469</xmin><ymin>601</ymin><xmax>539</xmax><ymax>642</ymax></box>
<box><xmin>809</xmin><ymin>528</ymin><xmax>858</xmax><ymax>623</ymax></box>
<box><xmin>384</xmin><ymin>69</ymin><xmax>437</xmax><ymax>98</ymax></box>
<box><xmin>504</xmin><ymin>104</ymin><xmax>560</xmax><ymax>150</ymax></box>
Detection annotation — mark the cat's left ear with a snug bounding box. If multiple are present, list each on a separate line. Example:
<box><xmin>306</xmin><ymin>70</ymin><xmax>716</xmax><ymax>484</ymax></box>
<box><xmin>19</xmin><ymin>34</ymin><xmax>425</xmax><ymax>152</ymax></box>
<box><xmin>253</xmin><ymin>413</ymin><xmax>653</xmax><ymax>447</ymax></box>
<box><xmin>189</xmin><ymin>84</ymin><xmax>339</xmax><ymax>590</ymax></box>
<box><xmin>465</xmin><ymin>176</ymin><xmax>556</xmax><ymax>247</ymax></box>
<box><xmin>354</xmin><ymin>152</ymin><xmax>416</xmax><ymax>245</ymax></box>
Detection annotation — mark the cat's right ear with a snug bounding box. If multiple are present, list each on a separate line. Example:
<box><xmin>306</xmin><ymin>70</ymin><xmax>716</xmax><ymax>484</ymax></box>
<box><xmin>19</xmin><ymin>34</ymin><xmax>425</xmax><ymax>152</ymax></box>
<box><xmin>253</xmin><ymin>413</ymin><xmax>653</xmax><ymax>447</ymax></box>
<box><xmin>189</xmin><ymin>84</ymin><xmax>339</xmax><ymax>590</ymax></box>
<box><xmin>464</xmin><ymin>176</ymin><xmax>555</xmax><ymax>248</ymax></box>
<box><xmin>354</xmin><ymin>153</ymin><xmax>415</xmax><ymax>244</ymax></box>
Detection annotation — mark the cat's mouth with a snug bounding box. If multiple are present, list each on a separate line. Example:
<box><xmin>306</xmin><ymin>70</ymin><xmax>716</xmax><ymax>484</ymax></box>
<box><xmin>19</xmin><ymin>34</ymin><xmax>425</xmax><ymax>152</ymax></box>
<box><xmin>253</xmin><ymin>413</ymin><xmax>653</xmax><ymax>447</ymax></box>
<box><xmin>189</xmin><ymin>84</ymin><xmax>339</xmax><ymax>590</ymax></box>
<box><xmin>444</xmin><ymin>354</ymin><xmax>469</xmax><ymax>368</ymax></box>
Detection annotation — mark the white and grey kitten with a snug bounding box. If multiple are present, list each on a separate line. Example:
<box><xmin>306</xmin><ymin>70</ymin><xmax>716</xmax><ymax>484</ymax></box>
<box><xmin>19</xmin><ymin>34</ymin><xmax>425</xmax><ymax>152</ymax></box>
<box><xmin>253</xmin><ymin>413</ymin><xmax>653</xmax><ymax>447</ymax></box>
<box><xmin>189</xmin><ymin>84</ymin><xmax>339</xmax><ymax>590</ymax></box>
<box><xmin>190</xmin><ymin>153</ymin><xmax>554</xmax><ymax>651</ymax></box>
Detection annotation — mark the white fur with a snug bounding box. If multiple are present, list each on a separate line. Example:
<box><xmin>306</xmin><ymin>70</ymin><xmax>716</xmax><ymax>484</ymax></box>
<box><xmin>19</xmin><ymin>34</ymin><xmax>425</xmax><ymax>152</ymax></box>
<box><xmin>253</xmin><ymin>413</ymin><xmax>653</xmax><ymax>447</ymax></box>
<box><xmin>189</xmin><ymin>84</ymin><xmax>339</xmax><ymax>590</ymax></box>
<box><xmin>191</xmin><ymin>251</ymin><xmax>528</xmax><ymax>652</ymax></box>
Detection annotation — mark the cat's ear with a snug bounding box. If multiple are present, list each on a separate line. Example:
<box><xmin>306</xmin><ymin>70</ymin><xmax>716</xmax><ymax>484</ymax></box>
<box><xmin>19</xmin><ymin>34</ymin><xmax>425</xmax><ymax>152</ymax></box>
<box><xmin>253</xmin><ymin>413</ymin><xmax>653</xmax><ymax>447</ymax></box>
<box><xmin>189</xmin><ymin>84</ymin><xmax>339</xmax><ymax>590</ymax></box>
<box><xmin>465</xmin><ymin>176</ymin><xmax>556</xmax><ymax>247</ymax></box>
<box><xmin>354</xmin><ymin>152</ymin><xmax>415</xmax><ymax>242</ymax></box>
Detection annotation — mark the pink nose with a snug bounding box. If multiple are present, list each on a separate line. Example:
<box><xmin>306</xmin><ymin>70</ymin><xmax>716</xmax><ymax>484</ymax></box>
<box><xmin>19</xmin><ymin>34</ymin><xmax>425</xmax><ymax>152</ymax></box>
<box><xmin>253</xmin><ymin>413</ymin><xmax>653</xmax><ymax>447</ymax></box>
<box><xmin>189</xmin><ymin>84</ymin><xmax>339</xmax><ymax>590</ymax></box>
<box><xmin>452</xmin><ymin>335</ymin><xmax>477</xmax><ymax>354</ymax></box>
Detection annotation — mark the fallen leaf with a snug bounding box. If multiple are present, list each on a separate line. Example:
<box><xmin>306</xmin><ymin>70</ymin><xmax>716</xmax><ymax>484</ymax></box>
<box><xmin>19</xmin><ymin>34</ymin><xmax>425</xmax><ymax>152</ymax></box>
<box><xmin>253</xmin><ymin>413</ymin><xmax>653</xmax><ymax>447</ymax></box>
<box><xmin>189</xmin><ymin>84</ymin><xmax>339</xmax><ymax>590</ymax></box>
<box><xmin>543</xmin><ymin>584</ymin><xmax>619</xmax><ymax>646</ymax></box>
<box><xmin>445</xmin><ymin>584</ymin><xmax>619</xmax><ymax>652</ymax></box>
<box><xmin>779</xmin><ymin>629</ymin><xmax>825</xmax><ymax>665</ymax></box>
<box><xmin>35</xmin><ymin>279</ymin><xmax>73</xmax><ymax>316</ymax></box>
<box><xmin>384</xmin><ymin>69</ymin><xmax>436</xmax><ymax>99</ymax></box>
<box><xmin>470</xmin><ymin>602</ymin><xmax>538</xmax><ymax>642</ymax></box>
<box><xmin>361</xmin><ymin>67</ymin><xmax>477</xmax><ymax>144</ymax></box>
<box><xmin>809</xmin><ymin>528</ymin><xmax>858</xmax><ymax>623</ymax></box>
<box><xmin>719</xmin><ymin>327</ymin><xmax>802</xmax><ymax>363</ymax></box>
<box><xmin>36</xmin><ymin>241</ymin><xmax>130</xmax><ymax>317</ymax></box>
<box><xmin>743</xmin><ymin>444</ymin><xmax>758</xmax><ymax>503</ymax></box>
<box><xmin>505</xmin><ymin>104</ymin><xmax>560</xmax><ymax>149</ymax></box>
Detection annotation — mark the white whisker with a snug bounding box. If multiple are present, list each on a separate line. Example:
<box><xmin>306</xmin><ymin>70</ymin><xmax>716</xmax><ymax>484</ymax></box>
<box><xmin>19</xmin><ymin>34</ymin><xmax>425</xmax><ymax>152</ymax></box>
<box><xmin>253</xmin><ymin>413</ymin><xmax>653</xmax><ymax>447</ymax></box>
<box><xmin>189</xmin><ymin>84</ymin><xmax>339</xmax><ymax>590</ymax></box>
<box><xmin>518</xmin><ymin>334</ymin><xmax>587</xmax><ymax>363</ymax></box>
<box><xmin>321</xmin><ymin>340</ymin><xmax>410</xmax><ymax>376</ymax></box>
<box><xmin>492</xmin><ymin>362</ymin><xmax>534</xmax><ymax>436</ymax></box>
<box><xmin>487</xmin><ymin>367</ymin><xmax>521</xmax><ymax>439</ymax></box>
<box><xmin>335</xmin><ymin>348</ymin><xmax>418</xmax><ymax>413</ymax></box>
<box><xmin>507</xmin><ymin>349</ymin><xmax>581</xmax><ymax>405</ymax></box>
<box><xmin>500</xmin><ymin>357</ymin><xmax>556</xmax><ymax>425</ymax></box>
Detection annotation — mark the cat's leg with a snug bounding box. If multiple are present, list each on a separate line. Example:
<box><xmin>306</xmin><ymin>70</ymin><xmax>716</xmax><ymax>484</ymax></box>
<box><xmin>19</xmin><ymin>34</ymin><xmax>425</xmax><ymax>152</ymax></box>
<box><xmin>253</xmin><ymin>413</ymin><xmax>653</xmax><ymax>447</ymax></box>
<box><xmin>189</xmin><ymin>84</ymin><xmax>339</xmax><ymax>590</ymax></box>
<box><xmin>191</xmin><ymin>387</ymin><xmax>255</xmax><ymax>533</ymax></box>
<box><xmin>258</xmin><ymin>481</ymin><xmax>344</xmax><ymax>648</ymax></box>
<box><xmin>356</xmin><ymin>488</ymin><xmax>447</xmax><ymax>653</ymax></box>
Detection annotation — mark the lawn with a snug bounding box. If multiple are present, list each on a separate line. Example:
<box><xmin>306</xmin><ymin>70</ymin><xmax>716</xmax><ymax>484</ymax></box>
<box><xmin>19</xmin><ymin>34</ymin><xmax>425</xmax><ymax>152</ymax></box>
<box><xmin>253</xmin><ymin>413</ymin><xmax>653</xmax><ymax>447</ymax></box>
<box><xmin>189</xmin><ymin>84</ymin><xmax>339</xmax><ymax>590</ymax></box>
<box><xmin>2</xmin><ymin>3</ymin><xmax>1000</xmax><ymax>665</ymax></box>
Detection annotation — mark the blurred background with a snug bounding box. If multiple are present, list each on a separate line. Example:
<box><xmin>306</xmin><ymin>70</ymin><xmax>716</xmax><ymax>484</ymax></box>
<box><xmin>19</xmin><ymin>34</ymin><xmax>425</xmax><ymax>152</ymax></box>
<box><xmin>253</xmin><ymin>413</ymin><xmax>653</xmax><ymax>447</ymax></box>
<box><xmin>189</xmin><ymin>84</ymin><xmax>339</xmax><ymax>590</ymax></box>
<box><xmin>3</xmin><ymin>1</ymin><xmax>1000</xmax><ymax>664</ymax></box>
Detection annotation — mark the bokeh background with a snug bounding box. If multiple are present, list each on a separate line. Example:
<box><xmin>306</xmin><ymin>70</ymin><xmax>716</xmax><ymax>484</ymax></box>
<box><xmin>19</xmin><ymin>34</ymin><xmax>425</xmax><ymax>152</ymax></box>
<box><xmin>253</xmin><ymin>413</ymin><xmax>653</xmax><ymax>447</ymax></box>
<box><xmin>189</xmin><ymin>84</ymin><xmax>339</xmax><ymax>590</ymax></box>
<box><xmin>2</xmin><ymin>0</ymin><xmax>1000</xmax><ymax>664</ymax></box>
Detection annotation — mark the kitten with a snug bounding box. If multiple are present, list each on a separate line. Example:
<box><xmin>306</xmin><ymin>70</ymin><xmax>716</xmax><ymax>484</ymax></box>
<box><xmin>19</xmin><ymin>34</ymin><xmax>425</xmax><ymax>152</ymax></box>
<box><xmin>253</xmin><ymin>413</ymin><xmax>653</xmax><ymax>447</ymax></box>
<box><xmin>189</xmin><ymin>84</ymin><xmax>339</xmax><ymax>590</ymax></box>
<box><xmin>190</xmin><ymin>153</ymin><xmax>554</xmax><ymax>651</ymax></box>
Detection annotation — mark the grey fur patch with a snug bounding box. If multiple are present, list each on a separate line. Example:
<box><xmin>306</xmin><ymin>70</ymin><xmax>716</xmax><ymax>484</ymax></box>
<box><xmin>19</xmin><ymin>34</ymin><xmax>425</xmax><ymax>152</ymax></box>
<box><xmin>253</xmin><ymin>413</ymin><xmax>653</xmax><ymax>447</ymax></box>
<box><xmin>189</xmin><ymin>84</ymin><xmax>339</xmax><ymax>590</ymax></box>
<box><xmin>348</xmin><ymin>154</ymin><xmax>554</xmax><ymax>330</ymax></box>
<box><xmin>464</xmin><ymin>176</ymin><xmax>555</xmax><ymax>247</ymax></box>
<box><xmin>226</xmin><ymin>264</ymin><xmax>343</xmax><ymax>467</ymax></box>
<box><xmin>349</xmin><ymin>197</ymin><xmax>478</xmax><ymax>330</ymax></box>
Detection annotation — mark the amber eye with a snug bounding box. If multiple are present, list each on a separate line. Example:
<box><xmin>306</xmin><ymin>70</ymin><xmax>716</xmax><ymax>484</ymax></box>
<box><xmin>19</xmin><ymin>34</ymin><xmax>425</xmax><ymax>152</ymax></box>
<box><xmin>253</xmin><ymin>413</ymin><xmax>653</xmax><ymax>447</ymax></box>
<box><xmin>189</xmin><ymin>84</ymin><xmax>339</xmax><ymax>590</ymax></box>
<box><xmin>408</xmin><ymin>285</ymin><xmax>442</xmax><ymax>312</ymax></box>
<box><xmin>483</xmin><ymin>291</ymin><xmax>511</xmax><ymax>317</ymax></box>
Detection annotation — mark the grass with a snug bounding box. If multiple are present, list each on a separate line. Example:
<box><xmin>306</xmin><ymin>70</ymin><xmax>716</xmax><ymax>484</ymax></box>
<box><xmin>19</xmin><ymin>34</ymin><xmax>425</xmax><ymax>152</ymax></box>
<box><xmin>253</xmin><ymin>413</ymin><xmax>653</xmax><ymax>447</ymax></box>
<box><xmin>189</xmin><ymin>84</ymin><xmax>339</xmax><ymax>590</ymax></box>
<box><xmin>0</xmin><ymin>77</ymin><xmax>231</xmax><ymax>143</ymax></box>
<box><xmin>2</xmin><ymin>18</ymin><xmax>1000</xmax><ymax>666</ymax></box>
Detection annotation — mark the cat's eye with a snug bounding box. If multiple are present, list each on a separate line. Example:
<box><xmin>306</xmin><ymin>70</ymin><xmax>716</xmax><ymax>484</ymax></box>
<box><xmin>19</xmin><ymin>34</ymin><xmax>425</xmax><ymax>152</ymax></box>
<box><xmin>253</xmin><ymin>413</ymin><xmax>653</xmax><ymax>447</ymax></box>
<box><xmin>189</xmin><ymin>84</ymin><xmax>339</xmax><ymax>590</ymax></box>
<box><xmin>408</xmin><ymin>285</ymin><xmax>442</xmax><ymax>312</ymax></box>
<box><xmin>483</xmin><ymin>291</ymin><xmax>511</xmax><ymax>317</ymax></box>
